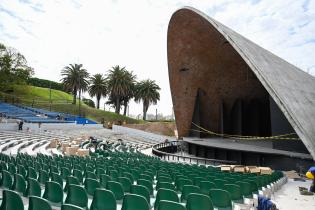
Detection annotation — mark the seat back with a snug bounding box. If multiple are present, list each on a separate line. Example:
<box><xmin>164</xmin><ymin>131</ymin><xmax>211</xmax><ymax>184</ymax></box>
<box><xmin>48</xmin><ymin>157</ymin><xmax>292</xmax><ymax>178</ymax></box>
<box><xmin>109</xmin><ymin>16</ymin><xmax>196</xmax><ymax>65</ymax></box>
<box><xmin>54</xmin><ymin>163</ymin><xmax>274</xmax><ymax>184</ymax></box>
<box><xmin>158</xmin><ymin>200</ymin><xmax>186</xmax><ymax>210</ymax></box>
<box><xmin>84</xmin><ymin>178</ymin><xmax>101</xmax><ymax>196</ymax></box>
<box><xmin>209</xmin><ymin>189</ymin><xmax>232</xmax><ymax>208</ymax></box>
<box><xmin>65</xmin><ymin>184</ymin><xmax>88</xmax><ymax>209</ymax></box>
<box><xmin>137</xmin><ymin>179</ymin><xmax>153</xmax><ymax>195</ymax></box>
<box><xmin>61</xmin><ymin>204</ymin><xmax>84</xmax><ymax>210</ymax></box>
<box><xmin>51</xmin><ymin>172</ymin><xmax>63</xmax><ymax>188</ymax></box>
<box><xmin>26</xmin><ymin>178</ymin><xmax>41</xmax><ymax>197</ymax></box>
<box><xmin>38</xmin><ymin>170</ymin><xmax>49</xmax><ymax>184</ymax></box>
<box><xmin>64</xmin><ymin>176</ymin><xmax>80</xmax><ymax>192</ymax></box>
<box><xmin>176</xmin><ymin>178</ymin><xmax>193</xmax><ymax>191</ymax></box>
<box><xmin>118</xmin><ymin>177</ymin><xmax>132</xmax><ymax>192</ymax></box>
<box><xmin>107</xmin><ymin>181</ymin><xmax>124</xmax><ymax>200</ymax></box>
<box><xmin>43</xmin><ymin>181</ymin><xmax>63</xmax><ymax>204</ymax></box>
<box><xmin>198</xmin><ymin>181</ymin><xmax>216</xmax><ymax>195</ymax></box>
<box><xmin>156</xmin><ymin>181</ymin><xmax>175</xmax><ymax>191</ymax></box>
<box><xmin>224</xmin><ymin>184</ymin><xmax>242</xmax><ymax>201</ymax></box>
<box><xmin>28</xmin><ymin>196</ymin><xmax>53</xmax><ymax>210</ymax></box>
<box><xmin>186</xmin><ymin>193</ymin><xmax>213</xmax><ymax>210</ymax></box>
<box><xmin>180</xmin><ymin>185</ymin><xmax>201</xmax><ymax>202</ymax></box>
<box><xmin>0</xmin><ymin>189</ymin><xmax>24</xmax><ymax>210</ymax></box>
<box><xmin>12</xmin><ymin>173</ymin><xmax>26</xmax><ymax>194</ymax></box>
<box><xmin>73</xmin><ymin>169</ymin><xmax>83</xmax><ymax>183</ymax></box>
<box><xmin>121</xmin><ymin>194</ymin><xmax>149</xmax><ymax>210</ymax></box>
<box><xmin>1</xmin><ymin>170</ymin><xmax>13</xmax><ymax>189</ymax></box>
<box><xmin>100</xmin><ymin>174</ymin><xmax>112</xmax><ymax>187</ymax></box>
<box><xmin>27</xmin><ymin>167</ymin><xmax>37</xmax><ymax>179</ymax></box>
<box><xmin>90</xmin><ymin>188</ymin><xmax>117</xmax><ymax>210</ymax></box>
<box><xmin>130</xmin><ymin>184</ymin><xmax>150</xmax><ymax>203</ymax></box>
<box><xmin>155</xmin><ymin>188</ymin><xmax>179</xmax><ymax>210</ymax></box>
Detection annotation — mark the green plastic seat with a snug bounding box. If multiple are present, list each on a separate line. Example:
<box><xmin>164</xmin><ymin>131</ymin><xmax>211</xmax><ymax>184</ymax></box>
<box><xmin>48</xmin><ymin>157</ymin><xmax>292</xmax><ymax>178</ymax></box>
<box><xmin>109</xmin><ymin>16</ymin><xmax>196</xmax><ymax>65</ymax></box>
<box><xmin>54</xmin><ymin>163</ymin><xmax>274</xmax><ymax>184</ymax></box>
<box><xmin>51</xmin><ymin>172</ymin><xmax>64</xmax><ymax>188</ymax></box>
<box><xmin>123</xmin><ymin>172</ymin><xmax>134</xmax><ymax>183</ymax></box>
<box><xmin>224</xmin><ymin>184</ymin><xmax>243</xmax><ymax>202</ymax></box>
<box><xmin>180</xmin><ymin>185</ymin><xmax>201</xmax><ymax>202</ymax></box>
<box><xmin>38</xmin><ymin>170</ymin><xmax>49</xmax><ymax>184</ymax></box>
<box><xmin>121</xmin><ymin>194</ymin><xmax>150</xmax><ymax>210</ymax></box>
<box><xmin>90</xmin><ymin>188</ymin><xmax>117</xmax><ymax>210</ymax></box>
<box><xmin>84</xmin><ymin>178</ymin><xmax>101</xmax><ymax>196</ymax></box>
<box><xmin>100</xmin><ymin>174</ymin><xmax>112</xmax><ymax>187</ymax></box>
<box><xmin>86</xmin><ymin>171</ymin><xmax>97</xmax><ymax>179</ymax></box>
<box><xmin>157</xmin><ymin>200</ymin><xmax>186</xmax><ymax>210</ymax></box>
<box><xmin>157</xmin><ymin>176</ymin><xmax>172</xmax><ymax>183</ymax></box>
<box><xmin>61</xmin><ymin>204</ymin><xmax>84</xmax><ymax>210</ymax></box>
<box><xmin>96</xmin><ymin>168</ymin><xmax>106</xmax><ymax>178</ymax></box>
<box><xmin>176</xmin><ymin>178</ymin><xmax>193</xmax><ymax>192</ymax></box>
<box><xmin>12</xmin><ymin>173</ymin><xmax>27</xmax><ymax>195</ymax></box>
<box><xmin>213</xmin><ymin>179</ymin><xmax>228</xmax><ymax>189</ymax></box>
<box><xmin>198</xmin><ymin>181</ymin><xmax>216</xmax><ymax>195</ymax></box>
<box><xmin>28</xmin><ymin>196</ymin><xmax>53</xmax><ymax>210</ymax></box>
<box><xmin>118</xmin><ymin>177</ymin><xmax>132</xmax><ymax>192</ymax></box>
<box><xmin>17</xmin><ymin>165</ymin><xmax>27</xmax><ymax>178</ymax></box>
<box><xmin>73</xmin><ymin>169</ymin><xmax>83</xmax><ymax>183</ymax></box>
<box><xmin>109</xmin><ymin>170</ymin><xmax>118</xmax><ymax>181</ymax></box>
<box><xmin>1</xmin><ymin>170</ymin><xmax>13</xmax><ymax>189</ymax></box>
<box><xmin>186</xmin><ymin>193</ymin><xmax>213</xmax><ymax>210</ymax></box>
<box><xmin>8</xmin><ymin>163</ymin><xmax>16</xmax><ymax>174</ymax></box>
<box><xmin>25</xmin><ymin>178</ymin><xmax>41</xmax><ymax>197</ymax></box>
<box><xmin>62</xmin><ymin>167</ymin><xmax>71</xmax><ymax>180</ymax></box>
<box><xmin>64</xmin><ymin>176</ymin><xmax>80</xmax><ymax>192</ymax></box>
<box><xmin>137</xmin><ymin>179</ymin><xmax>153</xmax><ymax>195</ymax></box>
<box><xmin>139</xmin><ymin>174</ymin><xmax>152</xmax><ymax>182</ymax></box>
<box><xmin>209</xmin><ymin>189</ymin><xmax>232</xmax><ymax>210</ymax></box>
<box><xmin>43</xmin><ymin>181</ymin><xmax>63</xmax><ymax>204</ymax></box>
<box><xmin>130</xmin><ymin>184</ymin><xmax>150</xmax><ymax>204</ymax></box>
<box><xmin>27</xmin><ymin>167</ymin><xmax>37</xmax><ymax>179</ymax></box>
<box><xmin>155</xmin><ymin>188</ymin><xmax>179</xmax><ymax>210</ymax></box>
<box><xmin>106</xmin><ymin>181</ymin><xmax>124</xmax><ymax>200</ymax></box>
<box><xmin>193</xmin><ymin>177</ymin><xmax>206</xmax><ymax>186</ymax></box>
<box><xmin>65</xmin><ymin>184</ymin><xmax>88</xmax><ymax>210</ymax></box>
<box><xmin>156</xmin><ymin>182</ymin><xmax>175</xmax><ymax>191</ymax></box>
<box><xmin>0</xmin><ymin>190</ymin><xmax>24</xmax><ymax>210</ymax></box>
<box><xmin>235</xmin><ymin>181</ymin><xmax>252</xmax><ymax>198</ymax></box>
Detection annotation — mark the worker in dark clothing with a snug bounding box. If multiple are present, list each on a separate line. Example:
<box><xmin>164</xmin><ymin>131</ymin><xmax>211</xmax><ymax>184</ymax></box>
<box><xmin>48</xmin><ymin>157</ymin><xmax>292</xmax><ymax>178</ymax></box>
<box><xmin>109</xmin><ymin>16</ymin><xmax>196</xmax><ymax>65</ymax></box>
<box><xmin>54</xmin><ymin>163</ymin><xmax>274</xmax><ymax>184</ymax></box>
<box><xmin>306</xmin><ymin>167</ymin><xmax>315</xmax><ymax>193</ymax></box>
<box><xmin>18</xmin><ymin>121</ymin><xmax>24</xmax><ymax>130</ymax></box>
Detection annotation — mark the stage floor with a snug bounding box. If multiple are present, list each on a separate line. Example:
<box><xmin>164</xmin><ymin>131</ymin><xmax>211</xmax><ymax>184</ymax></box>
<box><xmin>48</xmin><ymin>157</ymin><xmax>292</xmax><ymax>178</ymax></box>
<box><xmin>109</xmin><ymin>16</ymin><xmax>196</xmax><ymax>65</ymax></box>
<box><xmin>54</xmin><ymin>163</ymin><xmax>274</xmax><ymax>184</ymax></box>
<box><xmin>184</xmin><ymin>137</ymin><xmax>313</xmax><ymax>160</ymax></box>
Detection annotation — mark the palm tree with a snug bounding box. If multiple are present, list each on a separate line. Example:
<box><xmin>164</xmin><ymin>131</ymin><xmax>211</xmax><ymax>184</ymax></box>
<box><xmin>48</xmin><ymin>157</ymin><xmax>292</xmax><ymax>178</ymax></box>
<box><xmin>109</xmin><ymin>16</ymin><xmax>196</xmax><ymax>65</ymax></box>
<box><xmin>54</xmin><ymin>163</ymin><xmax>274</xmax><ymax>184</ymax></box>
<box><xmin>106</xmin><ymin>65</ymin><xmax>135</xmax><ymax>114</ymax></box>
<box><xmin>134</xmin><ymin>79</ymin><xmax>160</xmax><ymax>120</ymax></box>
<box><xmin>88</xmin><ymin>74</ymin><xmax>107</xmax><ymax>109</ymax></box>
<box><xmin>61</xmin><ymin>64</ymin><xmax>89</xmax><ymax>104</ymax></box>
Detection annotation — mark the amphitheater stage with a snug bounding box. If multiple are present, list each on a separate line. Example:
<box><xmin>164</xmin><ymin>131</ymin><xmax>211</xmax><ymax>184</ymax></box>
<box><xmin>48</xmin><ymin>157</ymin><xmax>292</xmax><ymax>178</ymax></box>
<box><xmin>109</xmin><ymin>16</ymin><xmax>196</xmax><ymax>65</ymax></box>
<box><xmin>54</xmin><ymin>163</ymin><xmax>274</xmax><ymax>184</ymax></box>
<box><xmin>183</xmin><ymin>137</ymin><xmax>315</xmax><ymax>172</ymax></box>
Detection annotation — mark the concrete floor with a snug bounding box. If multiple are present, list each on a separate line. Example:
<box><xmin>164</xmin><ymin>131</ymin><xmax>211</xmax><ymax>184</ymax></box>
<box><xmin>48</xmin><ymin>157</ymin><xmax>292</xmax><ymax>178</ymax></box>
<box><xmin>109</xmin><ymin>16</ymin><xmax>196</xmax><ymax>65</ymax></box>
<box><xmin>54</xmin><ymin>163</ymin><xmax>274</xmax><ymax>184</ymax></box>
<box><xmin>273</xmin><ymin>179</ymin><xmax>315</xmax><ymax>210</ymax></box>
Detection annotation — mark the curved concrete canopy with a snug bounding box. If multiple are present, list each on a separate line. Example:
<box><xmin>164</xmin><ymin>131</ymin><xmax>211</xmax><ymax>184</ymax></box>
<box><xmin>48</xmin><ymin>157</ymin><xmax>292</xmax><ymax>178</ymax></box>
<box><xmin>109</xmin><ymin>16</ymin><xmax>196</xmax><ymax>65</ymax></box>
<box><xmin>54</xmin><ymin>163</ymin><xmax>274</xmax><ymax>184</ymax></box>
<box><xmin>168</xmin><ymin>7</ymin><xmax>315</xmax><ymax>159</ymax></box>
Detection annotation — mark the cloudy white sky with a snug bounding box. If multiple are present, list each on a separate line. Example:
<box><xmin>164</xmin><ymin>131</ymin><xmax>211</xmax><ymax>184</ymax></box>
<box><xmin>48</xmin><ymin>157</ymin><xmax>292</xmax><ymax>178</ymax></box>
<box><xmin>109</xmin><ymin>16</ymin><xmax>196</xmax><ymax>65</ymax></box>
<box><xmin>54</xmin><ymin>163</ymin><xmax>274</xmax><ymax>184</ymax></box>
<box><xmin>0</xmin><ymin>0</ymin><xmax>314</xmax><ymax>117</ymax></box>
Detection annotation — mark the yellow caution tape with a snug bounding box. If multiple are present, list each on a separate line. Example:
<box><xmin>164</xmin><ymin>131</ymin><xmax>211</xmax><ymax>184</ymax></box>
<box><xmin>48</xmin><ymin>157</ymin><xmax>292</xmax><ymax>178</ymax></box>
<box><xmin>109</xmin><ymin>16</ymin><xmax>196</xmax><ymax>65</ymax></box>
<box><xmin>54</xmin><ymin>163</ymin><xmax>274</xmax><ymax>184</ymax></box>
<box><xmin>191</xmin><ymin>122</ymin><xmax>299</xmax><ymax>140</ymax></box>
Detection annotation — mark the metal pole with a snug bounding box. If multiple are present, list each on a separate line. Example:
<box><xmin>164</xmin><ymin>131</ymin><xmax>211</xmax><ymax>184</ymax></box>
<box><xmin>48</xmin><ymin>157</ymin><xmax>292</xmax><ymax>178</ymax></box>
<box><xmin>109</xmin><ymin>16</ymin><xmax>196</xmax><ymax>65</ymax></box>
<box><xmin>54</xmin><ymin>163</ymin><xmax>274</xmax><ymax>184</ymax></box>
<box><xmin>155</xmin><ymin>108</ymin><xmax>157</xmax><ymax>121</ymax></box>
<box><xmin>78</xmin><ymin>73</ymin><xmax>81</xmax><ymax>117</ymax></box>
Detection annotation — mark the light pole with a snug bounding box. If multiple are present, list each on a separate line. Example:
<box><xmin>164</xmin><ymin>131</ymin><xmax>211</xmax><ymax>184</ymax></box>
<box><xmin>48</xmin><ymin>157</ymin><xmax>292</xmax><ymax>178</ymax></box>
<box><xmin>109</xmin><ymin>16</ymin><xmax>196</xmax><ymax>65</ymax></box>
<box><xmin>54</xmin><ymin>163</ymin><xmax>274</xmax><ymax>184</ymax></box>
<box><xmin>78</xmin><ymin>74</ymin><xmax>81</xmax><ymax>117</ymax></box>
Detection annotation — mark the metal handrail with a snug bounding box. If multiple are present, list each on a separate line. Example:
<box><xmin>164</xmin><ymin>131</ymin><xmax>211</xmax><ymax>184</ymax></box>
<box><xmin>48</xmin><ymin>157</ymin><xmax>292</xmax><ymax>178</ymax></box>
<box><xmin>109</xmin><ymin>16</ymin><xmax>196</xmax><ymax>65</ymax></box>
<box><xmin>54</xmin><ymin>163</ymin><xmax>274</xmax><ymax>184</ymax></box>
<box><xmin>152</xmin><ymin>141</ymin><xmax>236</xmax><ymax>165</ymax></box>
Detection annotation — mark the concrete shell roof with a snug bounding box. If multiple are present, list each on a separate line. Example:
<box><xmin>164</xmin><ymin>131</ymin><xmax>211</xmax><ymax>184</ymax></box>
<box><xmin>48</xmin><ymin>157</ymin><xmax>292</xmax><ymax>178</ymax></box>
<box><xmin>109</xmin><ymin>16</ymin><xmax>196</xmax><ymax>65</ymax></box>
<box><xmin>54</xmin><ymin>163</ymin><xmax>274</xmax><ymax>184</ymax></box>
<box><xmin>168</xmin><ymin>7</ymin><xmax>315</xmax><ymax>159</ymax></box>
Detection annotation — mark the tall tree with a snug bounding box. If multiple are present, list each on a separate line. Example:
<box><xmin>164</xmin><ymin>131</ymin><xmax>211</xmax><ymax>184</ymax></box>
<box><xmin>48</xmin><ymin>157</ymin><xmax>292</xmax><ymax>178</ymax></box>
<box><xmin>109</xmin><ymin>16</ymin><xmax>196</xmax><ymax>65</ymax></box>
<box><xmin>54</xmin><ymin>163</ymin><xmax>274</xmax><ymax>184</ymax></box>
<box><xmin>61</xmin><ymin>64</ymin><xmax>89</xmax><ymax>104</ymax></box>
<box><xmin>88</xmin><ymin>73</ymin><xmax>107</xmax><ymax>109</ymax></box>
<box><xmin>106</xmin><ymin>65</ymin><xmax>135</xmax><ymax>114</ymax></box>
<box><xmin>134</xmin><ymin>79</ymin><xmax>160</xmax><ymax>120</ymax></box>
<box><xmin>0</xmin><ymin>43</ymin><xmax>34</xmax><ymax>90</ymax></box>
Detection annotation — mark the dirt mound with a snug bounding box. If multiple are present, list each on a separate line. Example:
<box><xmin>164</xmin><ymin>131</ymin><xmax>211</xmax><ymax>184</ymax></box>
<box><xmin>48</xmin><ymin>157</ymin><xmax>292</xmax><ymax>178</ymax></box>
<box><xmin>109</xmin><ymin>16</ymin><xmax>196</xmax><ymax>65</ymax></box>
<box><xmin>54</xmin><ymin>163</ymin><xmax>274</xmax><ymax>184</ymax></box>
<box><xmin>124</xmin><ymin>122</ymin><xmax>176</xmax><ymax>136</ymax></box>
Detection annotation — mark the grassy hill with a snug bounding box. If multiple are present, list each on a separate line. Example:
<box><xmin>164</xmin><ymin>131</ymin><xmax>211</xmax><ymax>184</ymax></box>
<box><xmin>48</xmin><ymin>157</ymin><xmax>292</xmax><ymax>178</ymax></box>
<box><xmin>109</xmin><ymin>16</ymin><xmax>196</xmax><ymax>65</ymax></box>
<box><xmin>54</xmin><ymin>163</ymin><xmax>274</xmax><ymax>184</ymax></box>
<box><xmin>0</xmin><ymin>85</ymin><xmax>141</xmax><ymax>124</ymax></box>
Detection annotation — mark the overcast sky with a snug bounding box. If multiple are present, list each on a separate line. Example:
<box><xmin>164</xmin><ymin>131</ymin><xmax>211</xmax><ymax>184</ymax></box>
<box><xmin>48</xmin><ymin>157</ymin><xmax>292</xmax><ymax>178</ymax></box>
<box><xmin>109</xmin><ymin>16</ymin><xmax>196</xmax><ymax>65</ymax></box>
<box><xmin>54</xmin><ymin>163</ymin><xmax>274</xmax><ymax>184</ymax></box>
<box><xmin>0</xmin><ymin>0</ymin><xmax>314</xmax><ymax>116</ymax></box>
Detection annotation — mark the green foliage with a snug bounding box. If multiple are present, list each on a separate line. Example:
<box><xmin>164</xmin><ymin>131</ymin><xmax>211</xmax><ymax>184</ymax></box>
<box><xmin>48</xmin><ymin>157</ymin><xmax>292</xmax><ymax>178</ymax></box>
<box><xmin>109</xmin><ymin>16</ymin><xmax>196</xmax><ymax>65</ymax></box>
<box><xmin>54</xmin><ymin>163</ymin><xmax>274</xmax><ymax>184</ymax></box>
<box><xmin>88</xmin><ymin>74</ymin><xmax>107</xmax><ymax>109</ymax></box>
<box><xmin>0</xmin><ymin>43</ymin><xmax>34</xmax><ymax>91</ymax></box>
<box><xmin>27</xmin><ymin>77</ymin><xmax>64</xmax><ymax>91</ymax></box>
<box><xmin>61</xmin><ymin>64</ymin><xmax>90</xmax><ymax>105</ymax></box>
<box><xmin>82</xmin><ymin>98</ymin><xmax>95</xmax><ymax>108</ymax></box>
<box><xmin>106</xmin><ymin>65</ymin><xmax>136</xmax><ymax>115</ymax></box>
<box><xmin>134</xmin><ymin>79</ymin><xmax>160</xmax><ymax>120</ymax></box>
